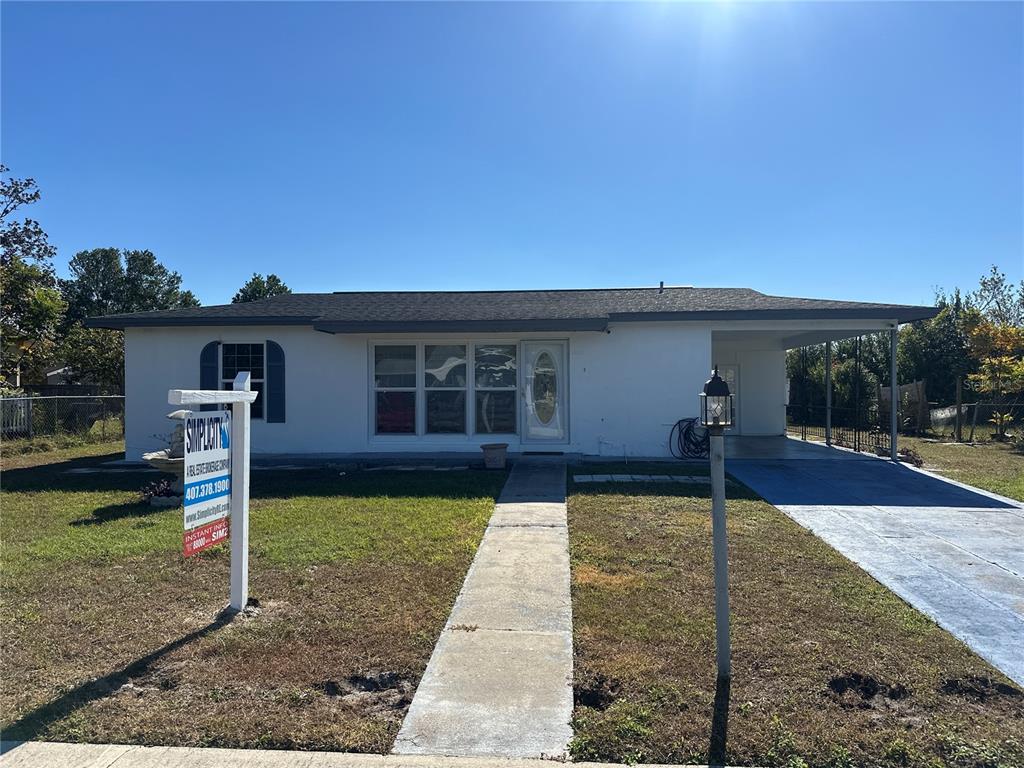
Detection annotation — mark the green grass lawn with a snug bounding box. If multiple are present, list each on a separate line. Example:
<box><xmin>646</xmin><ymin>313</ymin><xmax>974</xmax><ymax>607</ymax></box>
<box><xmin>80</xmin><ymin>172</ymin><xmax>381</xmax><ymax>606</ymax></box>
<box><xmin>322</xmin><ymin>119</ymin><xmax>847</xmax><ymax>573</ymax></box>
<box><xmin>568</xmin><ymin>464</ymin><xmax>1024</xmax><ymax>768</ymax></box>
<box><xmin>1</xmin><ymin>446</ymin><xmax>506</xmax><ymax>751</ymax></box>
<box><xmin>899</xmin><ymin>437</ymin><xmax>1024</xmax><ymax>502</ymax></box>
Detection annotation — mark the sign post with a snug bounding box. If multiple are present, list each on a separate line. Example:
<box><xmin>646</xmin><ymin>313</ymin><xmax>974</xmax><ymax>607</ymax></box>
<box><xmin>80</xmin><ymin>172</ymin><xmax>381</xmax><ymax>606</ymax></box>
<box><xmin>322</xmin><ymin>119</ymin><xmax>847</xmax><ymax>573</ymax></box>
<box><xmin>170</xmin><ymin>372</ymin><xmax>258</xmax><ymax>613</ymax></box>
<box><xmin>229</xmin><ymin>372</ymin><xmax>251</xmax><ymax>612</ymax></box>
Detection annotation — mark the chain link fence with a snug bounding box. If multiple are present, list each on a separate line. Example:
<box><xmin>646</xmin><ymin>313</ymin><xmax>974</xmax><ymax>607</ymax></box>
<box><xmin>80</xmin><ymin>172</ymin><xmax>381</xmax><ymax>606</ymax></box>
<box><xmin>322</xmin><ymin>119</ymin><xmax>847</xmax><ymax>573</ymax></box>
<box><xmin>1</xmin><ymin>396</ymin><xmax>125</xmax><ymax>445</ymax></box>
<box><xmin>928</xmin><ymin>401</ymin><xmax>1022</xmax><ymax>441</ymax></box>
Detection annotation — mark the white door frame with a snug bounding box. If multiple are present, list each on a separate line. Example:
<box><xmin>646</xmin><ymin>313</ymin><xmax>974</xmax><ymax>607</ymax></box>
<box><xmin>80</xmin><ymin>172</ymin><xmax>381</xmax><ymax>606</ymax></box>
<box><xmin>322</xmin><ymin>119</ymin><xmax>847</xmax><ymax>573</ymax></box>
<box><xmin>521</xmin><ymin>339</ymin><xmax>569</xmax><ymax>444</ymax></box>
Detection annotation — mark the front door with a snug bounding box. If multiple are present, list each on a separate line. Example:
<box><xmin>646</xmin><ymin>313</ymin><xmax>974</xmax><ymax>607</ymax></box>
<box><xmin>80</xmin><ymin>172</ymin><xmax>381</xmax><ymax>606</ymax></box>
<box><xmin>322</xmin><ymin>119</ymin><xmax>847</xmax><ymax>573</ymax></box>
<box><xmin>523</xmin><ymin>341</ymin><xmax>567</xmax><ymax>443</ymax></box>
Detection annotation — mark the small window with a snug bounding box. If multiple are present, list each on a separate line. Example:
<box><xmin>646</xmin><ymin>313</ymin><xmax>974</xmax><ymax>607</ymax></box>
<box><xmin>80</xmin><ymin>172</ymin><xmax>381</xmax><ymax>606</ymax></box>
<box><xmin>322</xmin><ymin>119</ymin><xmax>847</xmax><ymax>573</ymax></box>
<box><xmin>375</xmin><ymin>346</ymin><xmax>416</xmax><ymax>433</ymax></box>
<box><xmin>425</xmin><ymin>345</ymin><xmax>466</xmax><ymax>434</ymax></box>
<box><xmin>475</xmin><ymin>344</ymin><xmax>517</xmax><ymax>434</ymax></box>
<box><xmin>222</xmin><ymin>343</ymin><xmax>265</xmax><ymax>420</ymax></box>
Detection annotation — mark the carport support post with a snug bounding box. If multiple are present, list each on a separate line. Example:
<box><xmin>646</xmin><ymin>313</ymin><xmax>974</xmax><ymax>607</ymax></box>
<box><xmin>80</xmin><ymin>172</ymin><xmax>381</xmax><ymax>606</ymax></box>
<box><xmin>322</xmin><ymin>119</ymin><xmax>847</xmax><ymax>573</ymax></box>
<box><xmin>890</xmin><ymin>326</ymin><xmax>898</xmax><ymax>461</ymax></box>
<box><xmin>825</xmin><ymin>341</ymin><xmax>832</xmax><ymax>446</ymax></box>
<box><xmin>229</xmin><ymin>372</ymin><xmax>252</xmax><ymax>612</ymax></box>
<box><xmin>709</xmin><ymin>424</ymin><xmax>731</xmax><ymax>680</ymax></box>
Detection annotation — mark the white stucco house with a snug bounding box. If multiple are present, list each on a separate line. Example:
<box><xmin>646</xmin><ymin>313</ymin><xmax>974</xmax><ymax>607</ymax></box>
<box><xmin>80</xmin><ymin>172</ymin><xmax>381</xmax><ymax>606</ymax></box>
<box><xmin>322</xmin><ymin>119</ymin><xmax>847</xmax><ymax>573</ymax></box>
<box><xmin>87</xmin><ymin>286</ymin><xmax>938</xmax><ymax>460</ymax></box>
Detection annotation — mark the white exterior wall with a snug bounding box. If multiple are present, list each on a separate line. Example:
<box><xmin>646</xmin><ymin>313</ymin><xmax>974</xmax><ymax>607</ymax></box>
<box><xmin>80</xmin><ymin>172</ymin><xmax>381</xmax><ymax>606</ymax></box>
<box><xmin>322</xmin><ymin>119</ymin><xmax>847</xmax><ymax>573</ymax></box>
<box><xmin>712</xmin><ymin>340</ymin><xmax>787</xmax><ymax>436</ymax></box>
<box><xmin>124</xmin><ymin>323</ymin><xmax>712</xmax><ymax>459</ymax></box>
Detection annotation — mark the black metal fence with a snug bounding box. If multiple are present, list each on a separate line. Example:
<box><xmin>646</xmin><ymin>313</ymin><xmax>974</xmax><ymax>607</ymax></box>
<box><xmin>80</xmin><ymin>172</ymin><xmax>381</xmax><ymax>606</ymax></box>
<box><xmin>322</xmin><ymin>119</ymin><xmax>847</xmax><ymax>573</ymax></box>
<box><xmin>786</xmin><ymin>404</ymin><xmax>891</xmax><ymax>455</ymax></box>
<box><xmin>0</xmin><ymin>396</ymin><xmax>125</xmax><ymax>442</ymax></box>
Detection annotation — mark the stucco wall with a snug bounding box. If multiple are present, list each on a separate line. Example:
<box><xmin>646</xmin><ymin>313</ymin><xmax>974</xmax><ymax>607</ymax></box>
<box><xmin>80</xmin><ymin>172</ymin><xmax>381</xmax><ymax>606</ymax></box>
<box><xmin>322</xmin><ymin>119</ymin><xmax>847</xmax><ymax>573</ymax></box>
<box><xmin>712</xmin><ymin>340</ymin><xmax>787</xmax><ymax>435</ymax></box>
<box><xmin>124</xmin><ymin>323</ymin><xmax>713</xmax><ymax>459</ymax></box>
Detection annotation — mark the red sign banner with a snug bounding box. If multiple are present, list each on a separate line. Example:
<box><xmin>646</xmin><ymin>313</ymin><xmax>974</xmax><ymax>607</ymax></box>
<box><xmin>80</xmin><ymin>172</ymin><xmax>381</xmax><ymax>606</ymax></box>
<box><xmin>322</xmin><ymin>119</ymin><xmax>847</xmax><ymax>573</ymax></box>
<box><xmin>183</xmin><ymin>517</ymin><xmax>230</xmax><ymax>557</ymax></box>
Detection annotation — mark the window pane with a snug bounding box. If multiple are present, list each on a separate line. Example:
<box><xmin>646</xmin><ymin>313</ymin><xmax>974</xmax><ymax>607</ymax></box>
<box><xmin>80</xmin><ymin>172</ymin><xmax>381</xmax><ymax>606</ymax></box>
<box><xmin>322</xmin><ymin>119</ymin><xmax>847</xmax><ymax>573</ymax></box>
<box><xmin>424</xmin><ymin>345</ymin><xmax>466</xmax><ymax>388</ymax></box>
<box><xmin>426</xmin><ymin>391</ymin><xmax>466</xmax><ymax>434</ymax></box>
<box><xmin>375</xmin><ymin>346</ymin><xmax>416</xmax><ymax>388</ymax></box>
<box><xmin>223</xmin><ymin>379</ymin><xmax>265</xmax><ymax>419</ymax></box>
<box><xmin>376</xmin><ymin>391</ymin><xmax>416</xmax><ymax>433</ymax></box>
<box><xmin>475</xmin><ymin>345</ymin><xmax>517</xmax><ymax>389</ymax></box>
<box><xmin>476</xmin><ymin>391</ymin><xmax>516</xmax><ymax>434</ymax></box>
<box><xmin>223</xmin><ymin>343</ymin><xmax>265</xmax><ymax>380</ymax></box>
<box><xmin>251</xmin><ymin>380</ymin><xmax>264</xmax><ymax>419</ymax></box>
<box><xmin>249</xmin><ymin>345</ymin><xmax>264</xmax><ymax>379</ymax></box>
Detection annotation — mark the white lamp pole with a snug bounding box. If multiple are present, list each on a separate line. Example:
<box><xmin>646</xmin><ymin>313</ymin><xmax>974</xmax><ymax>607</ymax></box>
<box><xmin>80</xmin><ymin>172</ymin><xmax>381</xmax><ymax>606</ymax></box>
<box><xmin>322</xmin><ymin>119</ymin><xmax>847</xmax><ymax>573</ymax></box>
<box><xmin>701</xmin><ymin>366</ymin><xmax>733</xmax><ymax>681</ymax></box>
<box><xmin>709</xmin><ymin>421</ymin><xmax>730</xmax><ymax>680</ymax></box>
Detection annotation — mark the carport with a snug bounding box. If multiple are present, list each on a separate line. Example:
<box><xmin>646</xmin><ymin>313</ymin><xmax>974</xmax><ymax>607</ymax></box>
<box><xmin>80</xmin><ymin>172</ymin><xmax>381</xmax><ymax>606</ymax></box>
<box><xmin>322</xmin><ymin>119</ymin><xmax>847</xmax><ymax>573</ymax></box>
<box><xmin>726</xmin><ymin>436</ymin><xmax>1024</xmax><ymax>686</ymax></box>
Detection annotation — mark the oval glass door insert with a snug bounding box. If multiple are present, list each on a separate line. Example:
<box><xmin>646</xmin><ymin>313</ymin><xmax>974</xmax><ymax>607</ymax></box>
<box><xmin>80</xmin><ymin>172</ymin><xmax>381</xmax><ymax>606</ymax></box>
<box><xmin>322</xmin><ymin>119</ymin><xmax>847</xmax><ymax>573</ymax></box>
<box><xmin>533</xmin><ymin>351</ymin><xmax>557</xmax><ymax>425</ymax></box>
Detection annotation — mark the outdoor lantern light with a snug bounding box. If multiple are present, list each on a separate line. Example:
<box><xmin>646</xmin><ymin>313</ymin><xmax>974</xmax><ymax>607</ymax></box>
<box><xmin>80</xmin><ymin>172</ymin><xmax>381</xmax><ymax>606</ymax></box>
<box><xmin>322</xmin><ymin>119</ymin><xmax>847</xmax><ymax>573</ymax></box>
<box><xmin>700</xmin><ymin>366</ymin><xmax>734</xmax><ymax>429</ymax></box>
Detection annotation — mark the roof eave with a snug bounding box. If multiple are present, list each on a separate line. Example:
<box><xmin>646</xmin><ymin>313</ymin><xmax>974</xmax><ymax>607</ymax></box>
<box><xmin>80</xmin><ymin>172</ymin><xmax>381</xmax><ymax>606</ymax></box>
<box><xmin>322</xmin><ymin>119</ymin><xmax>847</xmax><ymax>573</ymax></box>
<box><xmin>84</xmin><ymin>316</ymin><xmax>318</xmax><ymax>330</ymax></box>
<box><xmin>313</xmin><ymin>318</ymin><xmax>610</xmax><ymax>334</ymax></box>
<box><xmin>610</xmin><ymin>307</ymin><xmax>940</xmax><ymax>324</ymax></box>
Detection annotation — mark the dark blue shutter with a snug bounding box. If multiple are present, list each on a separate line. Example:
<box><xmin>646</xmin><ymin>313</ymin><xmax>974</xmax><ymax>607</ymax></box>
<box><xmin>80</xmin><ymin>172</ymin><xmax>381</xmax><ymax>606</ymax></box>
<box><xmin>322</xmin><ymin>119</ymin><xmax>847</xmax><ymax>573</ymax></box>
<box><xmin>266</xmin><ymin>340</ymin><xmax>285</xmax><ymax>423</ymax></box>
<box><xmin>200</xmin><ymin>341</ymin><xmax>220</xmax><ymax>412</ymax></box>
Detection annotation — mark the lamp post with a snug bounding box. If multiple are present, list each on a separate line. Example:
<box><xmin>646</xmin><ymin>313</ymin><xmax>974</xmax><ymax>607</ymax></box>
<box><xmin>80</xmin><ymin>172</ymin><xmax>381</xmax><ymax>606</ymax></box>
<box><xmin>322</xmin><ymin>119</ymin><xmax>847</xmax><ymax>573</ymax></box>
<box><xmin>700</xmin><ymin>366</ymin><xmax>734</xmax><ymax>681</ymax></box>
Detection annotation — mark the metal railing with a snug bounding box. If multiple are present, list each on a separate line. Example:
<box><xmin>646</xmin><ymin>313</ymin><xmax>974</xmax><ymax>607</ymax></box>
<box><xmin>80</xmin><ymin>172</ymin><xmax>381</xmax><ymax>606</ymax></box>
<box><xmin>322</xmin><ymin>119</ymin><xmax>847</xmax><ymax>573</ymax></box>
<box><xmin>786</xmin><ymin>404</ymin><xmax>891</xmax><ymax>456</ymax></box>
<box><xmin>1</xmin><ymin>396</ymin><xmax>125</xmax><ymax>442</ymax></box>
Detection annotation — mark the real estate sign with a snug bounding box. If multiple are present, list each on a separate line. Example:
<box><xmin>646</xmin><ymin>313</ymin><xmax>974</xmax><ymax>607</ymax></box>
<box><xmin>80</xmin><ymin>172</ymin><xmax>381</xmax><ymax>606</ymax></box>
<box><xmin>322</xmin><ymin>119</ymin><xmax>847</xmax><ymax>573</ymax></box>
<box><xmin>183</xmin><ymin>410</ymin><xmax>232</xmax><ymax>557</ymax></box>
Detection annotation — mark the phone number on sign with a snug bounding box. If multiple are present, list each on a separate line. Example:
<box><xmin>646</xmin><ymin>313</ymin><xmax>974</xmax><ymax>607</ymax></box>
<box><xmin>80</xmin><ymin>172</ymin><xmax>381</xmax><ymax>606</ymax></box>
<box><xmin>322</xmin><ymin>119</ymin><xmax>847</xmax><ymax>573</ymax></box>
<box><xmin>184</xmin><ymin>476</ymin><xmax>230</xmax><ymax>503</ymax></box>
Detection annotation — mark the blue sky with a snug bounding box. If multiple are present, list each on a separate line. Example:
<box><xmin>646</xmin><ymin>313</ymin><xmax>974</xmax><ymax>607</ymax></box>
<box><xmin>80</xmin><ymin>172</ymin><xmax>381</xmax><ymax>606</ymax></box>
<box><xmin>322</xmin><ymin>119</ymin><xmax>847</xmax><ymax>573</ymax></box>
<box><xmin>3</xmin><ymin>1</ymin><xmax>1021</xmax><ymax>307</ymax></box>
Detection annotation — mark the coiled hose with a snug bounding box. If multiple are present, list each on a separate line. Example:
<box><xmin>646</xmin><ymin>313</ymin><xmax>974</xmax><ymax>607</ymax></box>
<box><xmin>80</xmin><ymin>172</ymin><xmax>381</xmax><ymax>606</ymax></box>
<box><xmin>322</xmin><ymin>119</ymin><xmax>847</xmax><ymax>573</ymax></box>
<box><xmin>670</xmin><ymin>417</ymin><xmax>709</xmax><ymax>459</ymax></box>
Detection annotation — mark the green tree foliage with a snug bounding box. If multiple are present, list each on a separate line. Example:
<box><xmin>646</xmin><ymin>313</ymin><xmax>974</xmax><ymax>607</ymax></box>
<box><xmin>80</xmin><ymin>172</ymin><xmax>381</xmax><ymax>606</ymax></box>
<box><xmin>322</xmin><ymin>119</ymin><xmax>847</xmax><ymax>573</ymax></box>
<box><xmin>970</xmin><ymin>265</ymin><xmax>1024</xmax><ymax>327</ymax></box>
<box><xmin>232</xmin><ymin>273</ymin><xmax>291</xmax><ymax>304</ymax></box>
<box><xmin>61</xmin><ymin>248</ymin><xmax>198</xmax><ymax>328</ymax></box>
<box><xmin>58</xmin><ymin>248</ymin><xmax>200</xmax><ymax>391</ymax></box>
<box><xmin>897</xmin><ymin>292</ymin><xmax>980</xmax><ymax>404</ymax></box>
<box><xmin>0</xmin><ymin>165</ymin><xmax>65</xmax><ymax>386</ymax></box>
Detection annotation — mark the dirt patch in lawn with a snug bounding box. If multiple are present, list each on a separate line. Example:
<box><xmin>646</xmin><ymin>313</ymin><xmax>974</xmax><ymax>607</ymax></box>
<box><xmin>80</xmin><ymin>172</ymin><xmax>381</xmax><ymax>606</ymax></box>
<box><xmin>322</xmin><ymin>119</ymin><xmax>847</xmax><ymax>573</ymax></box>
<box><xmin>0</xmin><ymin>449</ymin><xmax>505</xmax><ymax>751</ymax></box>
<box><xmin>568</xmin><ymin>463</ymin><xmax>1024</xmax><ymax>767</ymax></box>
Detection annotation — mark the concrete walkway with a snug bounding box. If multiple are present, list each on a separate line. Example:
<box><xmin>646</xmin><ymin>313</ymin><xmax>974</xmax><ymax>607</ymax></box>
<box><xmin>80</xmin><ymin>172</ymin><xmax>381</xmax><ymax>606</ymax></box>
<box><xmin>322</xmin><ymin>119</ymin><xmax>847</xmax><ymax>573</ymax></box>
<box><xmin>393</xmin><ymin>459</ymin><xmax>573</xmax><ymax>759</ymax></box>
<box><xmin>727</xmin><ymin>438</ymin><xmax>1024</xmax><ymax>686</ymax></box>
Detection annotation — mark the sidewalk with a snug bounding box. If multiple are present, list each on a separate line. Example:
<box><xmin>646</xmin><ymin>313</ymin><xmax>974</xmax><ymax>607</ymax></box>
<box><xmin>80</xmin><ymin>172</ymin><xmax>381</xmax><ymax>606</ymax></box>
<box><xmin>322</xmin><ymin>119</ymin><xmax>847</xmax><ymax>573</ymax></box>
<box><xmin>0</xmin><ymin>741</ymin><xmax>721</xmax><ymax>768</ymax></box>
<box><xmin>392</xmin><ymin>459</ymin><xmax>573</xmax><ymax>759</ymax></box>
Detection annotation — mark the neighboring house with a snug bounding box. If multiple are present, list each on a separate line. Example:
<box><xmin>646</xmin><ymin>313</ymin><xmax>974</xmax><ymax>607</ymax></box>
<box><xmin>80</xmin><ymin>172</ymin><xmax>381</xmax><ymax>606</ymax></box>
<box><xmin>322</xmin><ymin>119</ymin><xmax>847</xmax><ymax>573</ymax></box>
<box><xmin>86</xmin><ymin>286</ymin><xmax>938</xmax><ymax>460</ymax></box>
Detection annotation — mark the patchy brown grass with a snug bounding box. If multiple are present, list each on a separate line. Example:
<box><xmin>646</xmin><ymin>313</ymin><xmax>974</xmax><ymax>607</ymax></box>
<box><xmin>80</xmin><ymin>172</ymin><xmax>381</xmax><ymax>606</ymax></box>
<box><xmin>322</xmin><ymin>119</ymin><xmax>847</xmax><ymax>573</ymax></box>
<box><xmin>568</xmin><ymin>464</ymin><xmax>1024</xmax><ymax>767</ymax></box>
<box><xmin>1</xmin><ymin>447</ymin><xmax>505</xmax><ymax>751</ymax></box>
<box><xmin>899</xmin><ymin>437</ymin><xmax>1024</xmax><ymax>502</ymax></box>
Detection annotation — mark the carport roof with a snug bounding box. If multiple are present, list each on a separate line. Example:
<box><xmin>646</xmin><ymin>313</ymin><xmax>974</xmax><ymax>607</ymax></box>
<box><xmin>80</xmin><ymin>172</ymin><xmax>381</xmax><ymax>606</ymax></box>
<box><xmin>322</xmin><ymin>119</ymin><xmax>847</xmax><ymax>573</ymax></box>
<box><xmin>85</xmin><ymin>286</ymin><xmax>939</xmax><ymax>332</ymax></box>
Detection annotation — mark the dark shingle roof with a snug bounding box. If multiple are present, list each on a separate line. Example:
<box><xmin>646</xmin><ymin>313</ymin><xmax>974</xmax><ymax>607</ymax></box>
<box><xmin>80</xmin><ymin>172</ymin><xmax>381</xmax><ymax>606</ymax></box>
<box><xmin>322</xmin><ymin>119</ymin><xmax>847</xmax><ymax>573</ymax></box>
<box><xmin>85</xmin><ymin>286</ymin><xmax>939</xmax><ymax>331</ymax></box>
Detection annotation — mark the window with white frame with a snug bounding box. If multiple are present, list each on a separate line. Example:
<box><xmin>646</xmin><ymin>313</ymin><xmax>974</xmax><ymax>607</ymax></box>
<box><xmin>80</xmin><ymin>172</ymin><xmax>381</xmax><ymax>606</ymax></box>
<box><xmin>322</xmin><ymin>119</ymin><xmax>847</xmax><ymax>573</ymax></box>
<box><xmin>222</xmin><ymin>343</ymin><xmax>265</xmax><ymax>419</ymax></box>
<box><xmin>425</xmin><ymin>345</ymin><xmax>467</xmax><ymax>433</ymax></box>
<box><xmin>474</xmin><ymin>344</ymin><xmax>517</xmax><ymax>434</ymax></box>
<box><xmin>374</xmin><ymin>345</ymin><xmax>417</xmax><ymax>433</ymax></box>
<box><xmin>371</xmin><ymin>342</ymin><xmax>519</xmax><ymax>437</ymax></box>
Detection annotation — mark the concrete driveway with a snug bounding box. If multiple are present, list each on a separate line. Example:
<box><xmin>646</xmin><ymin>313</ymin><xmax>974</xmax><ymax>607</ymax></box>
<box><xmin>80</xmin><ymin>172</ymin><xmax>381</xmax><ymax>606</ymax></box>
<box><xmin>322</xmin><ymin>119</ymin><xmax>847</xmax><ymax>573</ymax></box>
<box><xmin>726</xmin><ymin>437</ymin><xmax>1024</xmax><ymax>686</ymax></box>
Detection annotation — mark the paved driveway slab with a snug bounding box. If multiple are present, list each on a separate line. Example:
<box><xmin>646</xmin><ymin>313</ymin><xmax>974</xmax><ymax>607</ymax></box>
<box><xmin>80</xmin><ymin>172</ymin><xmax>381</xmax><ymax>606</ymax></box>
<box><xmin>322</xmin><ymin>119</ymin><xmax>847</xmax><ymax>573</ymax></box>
<box><xmin>727</xmin><ymin>441</ymin><xmax>1024</xmax><ymax>686</ymax></box>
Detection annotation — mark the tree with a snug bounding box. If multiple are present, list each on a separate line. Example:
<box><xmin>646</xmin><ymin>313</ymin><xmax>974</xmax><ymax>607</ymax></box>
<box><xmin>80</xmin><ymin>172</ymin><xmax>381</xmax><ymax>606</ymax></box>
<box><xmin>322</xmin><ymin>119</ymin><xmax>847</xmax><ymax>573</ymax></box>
<box><xmin>61</xmin><ymin>248</ymin><xmax>198</xmax><ymax>329</ymax></box>
<box><xmin>232</xmin><ymin>273</ymin><xmax>291</xmax><ymax>304</ymax></box>
<box><xmin>965</xmin><ymin>319</ymin><xmax>1024</xmax><ymax>439</ymax></box>
<box><xmin>969</xmin><ymin>265</ymin><xmax>1024</xmax><ymax>327</ymax></box>
<box><xmin>58</xmin><ymin>248</ymin><xmax>200</xmax><ymax>390</ymax></box>
<box><xmin>0</xmin><ymin>165</ymin><xmax>65</xmax><ymax>387</ymax></box>
<box><xmin>897</xmin><ymin>291</ymin><xmax>980</xmax><ymax>405</ymax></box>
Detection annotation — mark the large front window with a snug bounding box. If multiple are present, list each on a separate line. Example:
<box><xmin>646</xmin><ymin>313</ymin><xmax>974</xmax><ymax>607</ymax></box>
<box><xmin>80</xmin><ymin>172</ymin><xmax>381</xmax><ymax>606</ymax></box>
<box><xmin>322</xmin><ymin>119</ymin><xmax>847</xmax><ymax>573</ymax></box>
<box><xmin>374</xmin><ymin>345</ymin><xmax>416</xmax><ymax>433</ymax></box>
<box><xmin>222</xmin><ymin>343</ymin><xmax>265</xmax><ymax>419</ymax></box>
<box><xmin>425</xmin><ymin>345</ymin><xmax>467</xmax><ymax>434</ymax></box>
<box><xmin>372</xmin><ymin>342</ymin><xmax>518</xmax><ymax>436</ymax></box>
<box><xmin>475</xmin><ymin>344</ymin><xmax>517</xmax><ymax>434</ymax></box>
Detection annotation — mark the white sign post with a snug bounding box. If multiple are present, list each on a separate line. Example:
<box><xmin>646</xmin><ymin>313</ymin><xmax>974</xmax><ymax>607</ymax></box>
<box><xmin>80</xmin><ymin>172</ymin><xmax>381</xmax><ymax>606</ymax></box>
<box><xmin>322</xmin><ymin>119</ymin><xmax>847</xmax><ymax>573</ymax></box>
<box><xmin>170</xmin><ymin>372</ymin><xmax>258</xmax><ymax>613</ymax></box>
